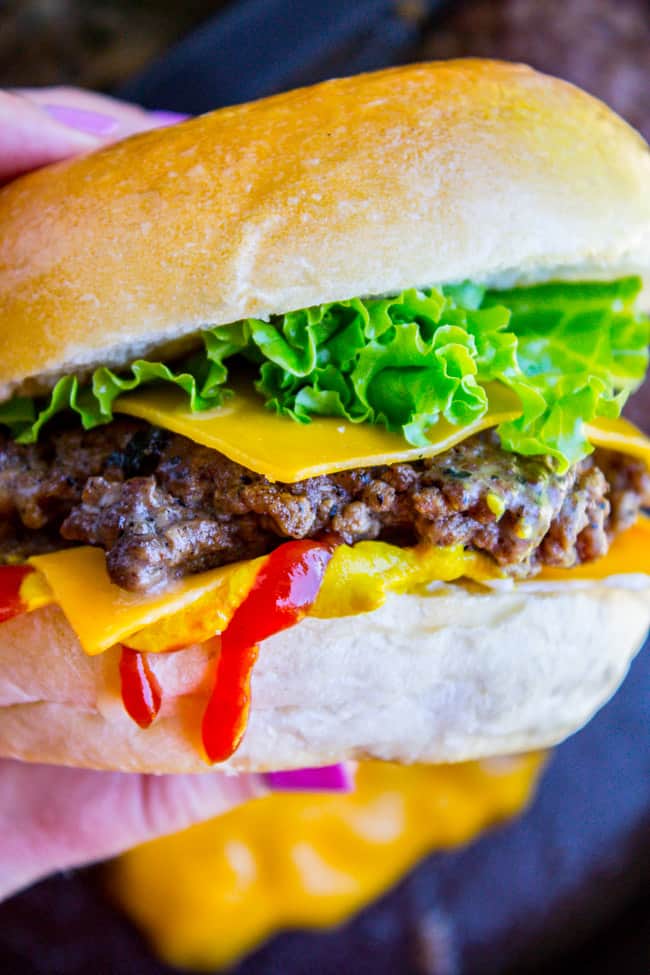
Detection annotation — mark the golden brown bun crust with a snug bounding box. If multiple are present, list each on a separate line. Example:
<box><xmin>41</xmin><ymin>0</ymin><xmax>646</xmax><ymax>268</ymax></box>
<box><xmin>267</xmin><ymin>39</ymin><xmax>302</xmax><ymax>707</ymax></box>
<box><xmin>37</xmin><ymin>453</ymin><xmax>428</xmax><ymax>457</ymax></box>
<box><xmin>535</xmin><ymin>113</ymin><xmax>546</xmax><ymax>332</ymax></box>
<box><xmin>1</xmin><ymin>582</ymin><xmax>648</xmax><ymax>773</ymax></box>
<box><xmin>1</xmin><ymin>59</ymin><xmax>649</xmax><ymax>397</ymax></box>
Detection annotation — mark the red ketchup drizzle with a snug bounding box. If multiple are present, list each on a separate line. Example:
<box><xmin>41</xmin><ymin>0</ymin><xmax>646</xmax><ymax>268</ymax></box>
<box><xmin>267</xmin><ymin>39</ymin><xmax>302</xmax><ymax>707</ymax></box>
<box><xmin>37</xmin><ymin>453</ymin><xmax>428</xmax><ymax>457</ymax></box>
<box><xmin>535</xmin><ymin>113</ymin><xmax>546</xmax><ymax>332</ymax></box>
<box><xmin>201</xmin><ymin>539</ymin><xmax>335</xmax><ymax>763</ymax></box>
<box><xmin>0</xmin><ymin>565</ymin><xmax>34</xmax><ymax>623</ymax></box>
<box><xmin>119</xmin><ymin>646</ymin><xmax>162</xmax><ymax>729</ymax></box>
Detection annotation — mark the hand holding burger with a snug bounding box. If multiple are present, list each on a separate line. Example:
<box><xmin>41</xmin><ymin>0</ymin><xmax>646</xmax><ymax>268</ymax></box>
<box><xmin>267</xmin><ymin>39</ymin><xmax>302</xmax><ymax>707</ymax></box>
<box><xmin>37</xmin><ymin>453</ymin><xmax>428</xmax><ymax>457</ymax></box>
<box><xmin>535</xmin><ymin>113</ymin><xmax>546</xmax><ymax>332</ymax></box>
<box><xmin>2</xmin><ymin>60</ymin><xmax>648</xmax><ymax>971</ymax></box>
<box><xmin>0</xmin><ymin>61</ymin><xmax>649</xmax><ymax>801</ymax></box>
<box><xmin>0</xmin><ymin>89</ymin><xmax>267</xmax><ymax>905</ymax></box>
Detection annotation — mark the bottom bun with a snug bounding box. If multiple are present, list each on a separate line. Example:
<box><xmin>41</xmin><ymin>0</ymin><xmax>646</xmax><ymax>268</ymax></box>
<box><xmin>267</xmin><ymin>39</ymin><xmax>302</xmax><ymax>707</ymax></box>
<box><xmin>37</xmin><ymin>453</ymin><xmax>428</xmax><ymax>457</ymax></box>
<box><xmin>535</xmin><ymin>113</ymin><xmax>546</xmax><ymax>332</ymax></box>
<box><xmin>0</xmin><ymin>581</ymin><xmax>648</xmax><ymax>773</ymax></box>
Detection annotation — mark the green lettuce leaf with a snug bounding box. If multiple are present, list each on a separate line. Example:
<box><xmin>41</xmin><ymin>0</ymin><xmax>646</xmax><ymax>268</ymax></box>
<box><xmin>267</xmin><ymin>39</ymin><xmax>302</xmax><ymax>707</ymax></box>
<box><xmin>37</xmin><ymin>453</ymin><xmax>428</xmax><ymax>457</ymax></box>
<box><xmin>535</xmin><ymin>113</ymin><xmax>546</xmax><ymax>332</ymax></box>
<box><xmin>0</xmin><ymin>278</ymin><xmax>647</xmax><ymax>472</ymax></box>
<box><xmin>0</xmin><ymin>361</ymin><xmax>231</xmax><ymax>443</ymax></box>
<box><xmin>482</xmin><ymin>278</ymin><xmax>648</xmax><ymax>467</ymax></box>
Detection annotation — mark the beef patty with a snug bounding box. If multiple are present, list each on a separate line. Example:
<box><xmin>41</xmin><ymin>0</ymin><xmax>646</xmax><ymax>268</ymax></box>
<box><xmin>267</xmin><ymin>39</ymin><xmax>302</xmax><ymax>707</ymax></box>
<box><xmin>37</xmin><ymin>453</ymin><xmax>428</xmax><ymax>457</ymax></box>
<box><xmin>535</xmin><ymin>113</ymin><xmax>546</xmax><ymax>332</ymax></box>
<box><xmin>1</xmin><ymin>420</ymin><xmax>648</xmax><ymax>592</ymax></box>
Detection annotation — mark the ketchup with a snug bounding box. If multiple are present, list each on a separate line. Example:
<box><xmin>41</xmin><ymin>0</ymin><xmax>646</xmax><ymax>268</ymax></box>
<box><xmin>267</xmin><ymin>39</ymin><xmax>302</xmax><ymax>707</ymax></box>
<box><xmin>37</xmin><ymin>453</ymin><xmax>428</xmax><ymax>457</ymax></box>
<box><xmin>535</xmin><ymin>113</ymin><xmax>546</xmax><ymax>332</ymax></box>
<box><xmin>201</xmin><ymin>641</ymin><xmax>259</xmax><ymax>764</ymax></box>
<box><xmin>201</xmin><ymin>539</ymin><xmax>335</xmax><ymax>763</ymax></box>
<box><xmin>119</xmin><ymin>647</ymin><xmax>162</xmax><ymax>729</ymax></box>
<box><xmin>0</xmin><ymin>565</ymin><xmax>34</xmax><ymax>623</ymax></box>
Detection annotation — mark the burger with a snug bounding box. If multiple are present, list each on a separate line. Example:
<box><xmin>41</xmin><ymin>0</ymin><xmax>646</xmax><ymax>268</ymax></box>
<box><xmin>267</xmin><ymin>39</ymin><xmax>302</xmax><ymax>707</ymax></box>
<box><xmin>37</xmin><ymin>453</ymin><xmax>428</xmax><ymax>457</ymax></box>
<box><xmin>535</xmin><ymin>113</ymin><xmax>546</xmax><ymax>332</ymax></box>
<box><xmin>0</xmin><ymin>59</ymin><xmax>649</xmax><ymax>782</ymax></box>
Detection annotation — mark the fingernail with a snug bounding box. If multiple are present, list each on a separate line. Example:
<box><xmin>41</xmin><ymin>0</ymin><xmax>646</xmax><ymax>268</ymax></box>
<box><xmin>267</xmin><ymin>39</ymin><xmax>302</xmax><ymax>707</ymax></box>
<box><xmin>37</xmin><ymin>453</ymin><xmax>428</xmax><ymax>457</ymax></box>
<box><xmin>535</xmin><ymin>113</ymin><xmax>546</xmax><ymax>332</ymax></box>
<box><xmin>264</xmin><ymin>764</ymin><xmax>356</xmax><ymax>793</ymax></box>
<box><xmin>42</xmin><ymin>104</ymin><xmax>119</xmax><ymax>136</ymax></box>
<box><xmin>149</xmin><ymin>110</ymin><xmax>191</xmax><ymax>126</ymax></box>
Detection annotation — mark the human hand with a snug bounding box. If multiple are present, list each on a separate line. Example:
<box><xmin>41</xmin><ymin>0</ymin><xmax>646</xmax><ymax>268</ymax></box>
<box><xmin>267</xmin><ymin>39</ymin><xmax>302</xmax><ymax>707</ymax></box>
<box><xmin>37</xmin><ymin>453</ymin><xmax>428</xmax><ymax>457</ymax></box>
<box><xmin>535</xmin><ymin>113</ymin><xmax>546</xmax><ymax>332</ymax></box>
<box><xmin>0</xmin><ymin>89</ymin><xmax>355</xmax><ymax>904</ymax></box>
<box><xmin>0</xmin><ymin>759</ymin><xmax>266</xmax><ymax>902</ymax></box>
<box><xmin>0</xmin><ymin>88</ymin><xmax>268</xmax><ymax>905</ymax></box>
<box><xmin>0</xmin><ymin>85</ymin><xmax>187</xmax><ymax>183</ymax></box>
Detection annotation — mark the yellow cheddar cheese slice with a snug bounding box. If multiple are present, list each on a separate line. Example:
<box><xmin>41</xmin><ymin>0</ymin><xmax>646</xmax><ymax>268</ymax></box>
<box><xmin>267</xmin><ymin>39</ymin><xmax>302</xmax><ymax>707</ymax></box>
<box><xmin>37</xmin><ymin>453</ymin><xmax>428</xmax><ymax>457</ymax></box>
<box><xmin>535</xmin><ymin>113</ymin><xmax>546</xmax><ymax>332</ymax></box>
<box><xmin>28</xmin><ymin>547</ymin><xmax>262</xmax><ymax>656</ymax></box>
<box><xmin>27</xmin><ymin>540</ymin><xmax>495</xmax><ymax>656</ymax></box>
<box><xmin>109</xmin><ymin>755</ymin><xmax>544</xmax><ymax>971</ymax></box>
<box><xmin>114</xmin><ymin>381</ymin><xmax>522</xmax><ymax>483</ymax></box>
<box><xmin>538</xmin><ymin>514</ymin><xmax>650</xmax><ymax>582</ymax></box>
<box><xmin>585</xmin><ymin>415</ymin><xmax>650</xmax><ymax>469</ymax></box>
<box><xmin>114</xmin><ymin>381</ymin><xmax>650</xmax><ymax>485</ymax></box>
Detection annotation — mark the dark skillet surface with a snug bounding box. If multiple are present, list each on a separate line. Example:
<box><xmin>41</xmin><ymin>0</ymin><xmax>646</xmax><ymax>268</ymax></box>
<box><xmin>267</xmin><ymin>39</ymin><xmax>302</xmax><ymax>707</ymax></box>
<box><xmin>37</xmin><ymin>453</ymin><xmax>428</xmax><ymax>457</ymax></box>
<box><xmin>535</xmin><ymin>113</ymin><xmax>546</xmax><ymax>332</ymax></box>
<box><xmin>1</xmin><ymin>636</ymin><xmax>648</xmax><ymax>975</ymax></box>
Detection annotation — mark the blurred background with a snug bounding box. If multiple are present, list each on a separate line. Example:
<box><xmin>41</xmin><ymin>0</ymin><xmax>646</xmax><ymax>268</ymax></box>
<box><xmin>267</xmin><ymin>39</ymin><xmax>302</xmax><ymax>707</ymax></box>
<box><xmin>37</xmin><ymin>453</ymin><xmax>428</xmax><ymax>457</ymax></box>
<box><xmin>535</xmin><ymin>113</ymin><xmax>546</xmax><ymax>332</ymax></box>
<box><xmin>0</xmin><ymin>2</ymin><xmax>649</xmax><ymax>974</ymax></box>
<box><xmin>0</xmin><ymin>0</ymin><xmax>648</xmax><ymax>137</ymax></box>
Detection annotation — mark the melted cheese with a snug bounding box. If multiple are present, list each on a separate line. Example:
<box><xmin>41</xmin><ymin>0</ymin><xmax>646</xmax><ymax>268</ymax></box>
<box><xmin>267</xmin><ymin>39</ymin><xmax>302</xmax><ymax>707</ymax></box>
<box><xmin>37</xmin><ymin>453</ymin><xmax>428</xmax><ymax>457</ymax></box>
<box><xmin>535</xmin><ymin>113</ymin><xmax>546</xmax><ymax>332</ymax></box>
<box><xmin>538</xmin><ymin>514</ymin><xmax>650</xmax><ymax>581</ymax></box>
<box><xmin>26</xmin><ymin>541</ymin><xmax>494</xmax><ymax>655</ymax></box>
<box><xmin>586</xmin><ymin>415</ymin><xmax>650</xmax><ymax>469</ymax></box>
<box><xmin>23</xmin><ymin>514</ymin><xmax>650</xmax><ymax>656</ymax></box>
<box><xmin>109</xmin><ymin>755</ymin><xmax>543</xmax><ymax>971</ymax></box>
<box><xmin>114</xmin><ymin>382</ymin><xmax>522</xmax><ymax>483</ymax></box>
<box><xmin>27</xmin><ymin>547</ymin><xmax>262</xmax><ymax>655</ymax></box>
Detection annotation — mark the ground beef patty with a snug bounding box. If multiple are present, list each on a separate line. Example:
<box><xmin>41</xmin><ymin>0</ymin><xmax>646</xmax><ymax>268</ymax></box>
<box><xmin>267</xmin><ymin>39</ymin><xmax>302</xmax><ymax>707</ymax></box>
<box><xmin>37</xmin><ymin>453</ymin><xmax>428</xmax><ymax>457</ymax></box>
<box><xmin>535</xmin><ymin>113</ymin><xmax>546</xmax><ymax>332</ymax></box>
<box><xmin>1</xmin><ymin>420</ymin><xmax>648</xmax><ymax>592</ymax></box>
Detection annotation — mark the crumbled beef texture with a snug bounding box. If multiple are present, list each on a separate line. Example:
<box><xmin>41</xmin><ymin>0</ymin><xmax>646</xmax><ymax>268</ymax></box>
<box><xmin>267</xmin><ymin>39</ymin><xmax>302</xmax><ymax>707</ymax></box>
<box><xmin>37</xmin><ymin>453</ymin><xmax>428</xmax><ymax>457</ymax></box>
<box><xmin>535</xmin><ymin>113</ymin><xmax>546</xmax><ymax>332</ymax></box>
<box><xmin>0</xmin><ymin>420</ymin><xmax>648</xmax><ymax>592</ymax></box>
<box><xmin>0</xmin><ymin>422</ymin><xmax>139</xmax><ymax>529</ymax></box>
<box><xmin>596</xmin><ymin>450</ymin><xmax>650</xmax><ymax>535</ymax></box>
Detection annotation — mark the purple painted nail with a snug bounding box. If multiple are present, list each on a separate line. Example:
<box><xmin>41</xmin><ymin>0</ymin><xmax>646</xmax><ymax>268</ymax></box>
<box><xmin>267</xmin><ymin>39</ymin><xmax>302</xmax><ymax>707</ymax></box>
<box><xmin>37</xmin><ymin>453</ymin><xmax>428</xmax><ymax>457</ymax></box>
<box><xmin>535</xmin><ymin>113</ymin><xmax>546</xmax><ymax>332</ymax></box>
<box><xmin>149</xmin><ymin>110</ymin><xmax>191</xmax><ymax>126</ymax></box>
<box><xmin>43</xmin><ymin>104</ymin><xmax>119</xmax><ymax>136</ymax></box>
<box><xmin>265</xmin><ymin>763</ymin><xmax>355</xmax><ymax>793</ymax></box>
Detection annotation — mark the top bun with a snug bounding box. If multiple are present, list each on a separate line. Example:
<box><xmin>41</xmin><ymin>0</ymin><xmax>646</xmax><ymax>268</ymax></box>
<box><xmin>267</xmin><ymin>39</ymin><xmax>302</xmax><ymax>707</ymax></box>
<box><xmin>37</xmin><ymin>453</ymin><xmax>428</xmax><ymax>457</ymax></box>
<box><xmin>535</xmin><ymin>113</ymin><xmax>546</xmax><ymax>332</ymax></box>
<box><xmin>0</xmin><ymin>59</ymin><xmax>649</xmax><ymax>399</ymax></box>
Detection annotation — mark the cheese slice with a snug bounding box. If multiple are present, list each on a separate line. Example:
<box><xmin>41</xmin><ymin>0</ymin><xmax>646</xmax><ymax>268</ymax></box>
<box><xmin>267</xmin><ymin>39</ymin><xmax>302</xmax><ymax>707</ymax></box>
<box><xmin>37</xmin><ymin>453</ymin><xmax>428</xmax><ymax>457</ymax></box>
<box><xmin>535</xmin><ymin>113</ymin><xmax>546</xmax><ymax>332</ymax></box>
<box><xmin>538</xmin><ymin>514</ymin><xmax>650</xmax><ymax>582</ymax></box>
<box><xmin>109</xmin><ymin>755</ymin><xmax>543</xmax><ymax>971</ymax></box>
<box><xmin>585</xmin><ymin>415</ymin><xmax>650</xmax><ymax>470</ymax></box>
<box><xmin>27</xmin><ymin>541</ymin><xmax>493</xmax><ymax>656</ymax></box>
<box><xmin>114</xmin><ymin>382</ymin><xmax>650</xmax><ymax>483</ymax></box>
<box><xmin>114</xmin><ymin>382</ymin><xmax>522</xmax><ymax>483</ymax></box>
<box><xmin>28</xmin><ymin>547</ymin><xmax>262</xmax><ymax>656</ymax></box>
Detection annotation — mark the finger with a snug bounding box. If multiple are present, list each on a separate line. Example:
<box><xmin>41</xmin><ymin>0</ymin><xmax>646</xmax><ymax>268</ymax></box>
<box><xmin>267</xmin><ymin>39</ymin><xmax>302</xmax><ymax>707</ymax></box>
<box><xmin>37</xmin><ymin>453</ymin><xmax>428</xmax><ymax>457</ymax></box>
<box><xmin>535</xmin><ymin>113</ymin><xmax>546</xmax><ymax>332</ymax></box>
<box><xmin>16</xmin><ymin>86</ymin><xmax>187</xmax><ymax>140</ymax></box>
<box><xmin>0</xmin><ymin>88</ymin><xmax>189</xmax><ymax>184</ymax></box>
<box><xmin>0</xmin><ymin>760</ymin><xmax>265</xmax><ymax>900</ymax></box>
<box><xmin>0</xmin><ymin>91</ymin><xmax>99</xmax><ymax>183</ymax></box>
<box><xmin>115</xmin><ymin>769</ymin><xmax>268</xmax><ymax>848</ymax></box>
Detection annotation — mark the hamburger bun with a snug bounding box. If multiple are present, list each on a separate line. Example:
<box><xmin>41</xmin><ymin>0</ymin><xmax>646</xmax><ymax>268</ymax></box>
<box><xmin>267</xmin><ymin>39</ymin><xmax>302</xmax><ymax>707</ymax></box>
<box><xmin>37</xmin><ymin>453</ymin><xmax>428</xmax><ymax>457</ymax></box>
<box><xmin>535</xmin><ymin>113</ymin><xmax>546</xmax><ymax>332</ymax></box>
<box><xmin>0</xmin><ymin>59</ymin><xmax>649</xmax><ymax>399</ymax></box>
<box><xmin>0</xmin><ymin>580</ymin><xmax>648</xmax><ymax>772</ymax></box>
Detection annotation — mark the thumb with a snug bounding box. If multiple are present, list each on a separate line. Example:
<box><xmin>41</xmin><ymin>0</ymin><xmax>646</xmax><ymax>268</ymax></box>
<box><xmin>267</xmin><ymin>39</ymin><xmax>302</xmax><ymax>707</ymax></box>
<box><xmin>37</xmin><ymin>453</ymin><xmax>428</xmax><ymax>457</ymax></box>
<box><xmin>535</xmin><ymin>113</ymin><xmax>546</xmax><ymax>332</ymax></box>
<box><xmin>118</xmin><ymin>769</ymin><xmax>268</xmax><ymax>844</ymax></box>
<box><xmin>0</xmin><ymin>87</ymin><xmax>187</xmax><ymax>184</ymax></box>
<box><xmin>0</xmin><ymin>760</ymin><xmax>266</xmax><ymax>901</ymax></box>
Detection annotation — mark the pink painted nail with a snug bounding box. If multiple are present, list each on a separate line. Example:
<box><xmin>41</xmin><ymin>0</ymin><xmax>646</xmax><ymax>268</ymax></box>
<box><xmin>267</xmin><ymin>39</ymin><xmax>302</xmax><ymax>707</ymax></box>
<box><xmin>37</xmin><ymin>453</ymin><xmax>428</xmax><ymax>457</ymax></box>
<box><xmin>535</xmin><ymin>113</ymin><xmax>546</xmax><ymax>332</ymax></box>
<box><xmin>42</xmin><ymin>104</ymin><xmax>119</xmax><ymax>136</ymax></box>
<box><xmin>149</xmin><ymin>110</ymin><xmax>191</xmax><ymax>125</ymax></box>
